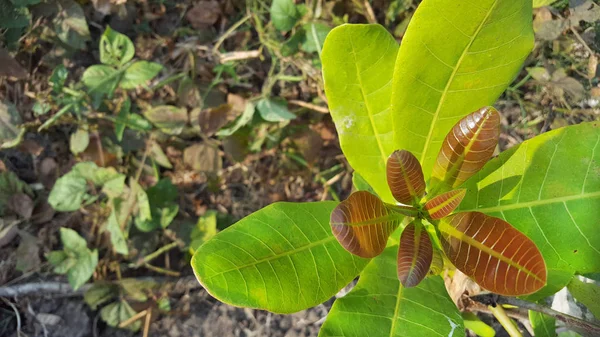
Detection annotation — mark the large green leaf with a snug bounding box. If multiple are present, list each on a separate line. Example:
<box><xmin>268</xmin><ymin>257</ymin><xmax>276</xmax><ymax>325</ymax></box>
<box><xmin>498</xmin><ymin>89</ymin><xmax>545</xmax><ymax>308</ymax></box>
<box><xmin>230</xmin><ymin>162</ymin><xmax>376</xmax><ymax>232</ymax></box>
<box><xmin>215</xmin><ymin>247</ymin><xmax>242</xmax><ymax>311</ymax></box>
<box><xmin>191</xmin><ymin>201</ymin><xmax>368</xmax><ymax>314</ymax></box>
<box><xmin>322</xmin><ymin>24</ymin><xmax>399</xmax><ymax>202</ymax></box>
<box><xmin>459</xmin><ymin>122</ymin><xmax>600</xmax><ymax>279</ymax></box>
<box><xmin>392</xmin><ymin>0</ymin><xmax>534</xmax><ymax>178</ymax></box>
<box><xmin>319</xmin><ymin>246</ymin><xmax>464</xmax><ymax>337</ymax></box>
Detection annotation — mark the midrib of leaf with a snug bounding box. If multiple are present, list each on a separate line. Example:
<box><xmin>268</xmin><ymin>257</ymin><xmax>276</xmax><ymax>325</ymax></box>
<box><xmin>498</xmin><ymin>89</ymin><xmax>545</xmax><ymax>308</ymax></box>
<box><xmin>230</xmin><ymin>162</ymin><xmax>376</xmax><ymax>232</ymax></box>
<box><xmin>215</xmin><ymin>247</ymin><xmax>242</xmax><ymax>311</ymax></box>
<box><xmin>438</xmin><ymin>220</ymin><xmax>544</xmax><ymax>282</ymax></box>
<box><xmin>419</xmin><ymin>0</ymin><xmax>499</xmax><ymax>165</ymax></box>
<box><xmin>349</xmin><ymin>36</ymin><xmax>388</xmax><ymax>167</ymax></box>
<box><xmin>203</xmin><ymin>235</ymin><xmax>337</xmax><ymax>280</ymax></box>
<box><xmin>388</xmin><ymin>285</ymin><xmax>404</xmax><ymax>337</ymax></box>
<box><xmin>462</xmin><ymin>190</ymin><xmax>600</xmax><ymax>213</ymax></box>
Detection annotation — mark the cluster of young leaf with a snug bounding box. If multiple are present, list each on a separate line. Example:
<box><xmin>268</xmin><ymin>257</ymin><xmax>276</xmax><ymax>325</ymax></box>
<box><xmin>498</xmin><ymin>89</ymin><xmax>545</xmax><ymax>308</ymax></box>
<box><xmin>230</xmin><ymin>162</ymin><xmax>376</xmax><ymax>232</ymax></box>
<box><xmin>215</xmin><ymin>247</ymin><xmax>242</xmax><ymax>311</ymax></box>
<box><xmin>46</xmin><ymin>228</ymin><xmax>98</xmax><ymax>290</ymax></box>
<box><xmin>330</xmin><ymin>107</ymin><xmax>547</xmax><ymax>296</ymax></box>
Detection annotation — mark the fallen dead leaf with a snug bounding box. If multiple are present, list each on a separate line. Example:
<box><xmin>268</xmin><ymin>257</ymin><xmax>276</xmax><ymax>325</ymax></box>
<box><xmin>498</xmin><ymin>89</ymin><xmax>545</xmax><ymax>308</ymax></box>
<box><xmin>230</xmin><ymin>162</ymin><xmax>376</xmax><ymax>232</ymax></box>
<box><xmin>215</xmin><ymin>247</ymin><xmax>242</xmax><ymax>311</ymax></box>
<box><xmin>183</xmin><ymin>143</ymin><xmax>222</xmax><ymax>173</ymax></box>
<box><xmin>0</xmin><ymin>47</ymin><xmax>27</xmax><ymax>79</ymax></box>
<box><xmin>186</xmin><ymin>1</ymin><xmax>222</xmax><ymax>29</ymax></box>
<box><xmin>16</xmin><ymin>230</ymin><xmax>41</xmax><ymax>272</ymax></box>
<box><xmin>7</xmin><ymin>193</ymin><xmax>34</xmax><ymax>219</ymax></box>
<box><xmin>39</xmin><ymin>157</ymin><xmax>59</xmax><ymax>189</ymax></box>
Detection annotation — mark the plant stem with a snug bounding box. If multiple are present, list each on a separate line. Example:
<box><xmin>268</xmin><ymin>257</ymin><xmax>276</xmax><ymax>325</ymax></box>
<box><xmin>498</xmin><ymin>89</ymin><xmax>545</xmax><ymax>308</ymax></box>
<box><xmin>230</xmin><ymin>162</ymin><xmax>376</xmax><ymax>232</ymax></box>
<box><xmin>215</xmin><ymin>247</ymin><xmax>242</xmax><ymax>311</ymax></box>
<box><xmin>385</xmin><ymin>204</ymin><xmax>420</xmax><ymax>217</ymax></box>
<box><xmin>489</xmin><ymin>304</ymin><xmax>523</xmax><ymax>337</ymax></box>
<box><xmin>130</xmin><ymin>242</ymin><xmax>179</xmax><ymax>268</ymax></box>
<box><xmin>472</xmin><ymin>293</ymin><xmax>600</xmax><ymax>336</ymax></box>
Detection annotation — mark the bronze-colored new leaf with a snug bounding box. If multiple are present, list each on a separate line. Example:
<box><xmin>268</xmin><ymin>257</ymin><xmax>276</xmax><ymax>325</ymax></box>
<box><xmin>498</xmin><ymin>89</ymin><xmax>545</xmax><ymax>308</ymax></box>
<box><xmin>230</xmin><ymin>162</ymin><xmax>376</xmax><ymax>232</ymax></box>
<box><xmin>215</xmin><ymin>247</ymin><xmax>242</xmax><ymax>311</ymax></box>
<box><xmin>425</xmin><ymin>189</ymin><xmax>466</xmax><ymax>219</ymax></box>
<box><xmin>438</xmin><ymin>212</ymin><xmax>547</xmax><ymax>296</ymax></box>
<box><xmin>386</xmin><ymin>150</ymin><xmax>426</xmax><ymax>205</ymax></box>
<box><xmin>330</xmin><ymin>191</ymin><xmax>401</xmax><ymax>258</ymax></box>
<box><xmin>430</xmin><ymin>107</ymin><xmax>500</xmax><ymax>192</ymax></box>
<box><xmin>397</xmin><ymin>222</ymin><xmax>433</xmax><ymax>287</ymax></box>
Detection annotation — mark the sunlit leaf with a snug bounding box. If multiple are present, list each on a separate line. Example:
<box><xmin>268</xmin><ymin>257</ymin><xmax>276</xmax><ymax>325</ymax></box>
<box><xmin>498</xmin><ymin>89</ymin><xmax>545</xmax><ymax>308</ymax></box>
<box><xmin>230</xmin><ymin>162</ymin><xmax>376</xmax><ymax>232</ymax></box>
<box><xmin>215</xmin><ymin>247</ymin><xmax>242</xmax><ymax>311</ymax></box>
<box><xmin>386</xmin><ymin>150</ymin><xmax>426</xmax><ymax>205</ymax></box>
<box><xmin>568</xmin><ymin>276</ymin><xmax>600</xmax><ymax>319</ymax></box>
<box><xmin>397</xmin><ymin>222</ymin><xmax>432</xmax><ymax>287</ymax></box>
<box><xmin>459</xmin><ymin>122</ymin><xmax>600</xmax><ymax>287</ymax></box>
<box><xmin>192</xmin><ymin>202</ymin><xmax>368</xmax><ymax>314</ymax></box>
<box><xmin>425</xmin><ymin>189</ymin><xmax>466</xmax><ymax>220</ymax></box>
<box><xmin>430</xmin><ymin>107</ymin><xmax>500</xmax><ymax>193</ymax></box>
<box><xmin>462</xmin><ymin>312</ymin><xmax>496</xmax><ymax>337</ymax></box>
<box><xmin>529</xmin><ymin>310</ymin><xmax>557</xmax><ymax>337</ymax></box>
<box><xmin>322</xmin><ymin>24</ymin><xmax>399</xmax><ymax>203</ymax></box>
<box><xmin>392</xmin><ymin>0</ymin><xmax>533</xmax><ymax>178</ymax></box>
<box><xmin>439</xmin><ymin>212</ymin><xmax>547</xmax><ymax>295</ymax></box>
<box><xmin>429</xmin><ymin>247</ymin><xmax>444</xmax><ymax>275</ymax></box>
<box><xmin>330</xmin><ymin>191</ymin><xmax>402</xmax><ymax>258</ymax></box>
<box><xmin>320</xmin><ymin>246</ymin><xmax>465</xmax><ymax>337</ymax></box>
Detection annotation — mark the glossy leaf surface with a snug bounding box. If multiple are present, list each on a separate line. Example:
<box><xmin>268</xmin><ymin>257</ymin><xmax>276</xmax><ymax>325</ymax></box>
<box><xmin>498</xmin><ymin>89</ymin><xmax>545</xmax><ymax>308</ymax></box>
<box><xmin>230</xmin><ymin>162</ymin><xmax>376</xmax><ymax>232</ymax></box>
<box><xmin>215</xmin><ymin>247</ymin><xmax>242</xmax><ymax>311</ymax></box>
<box><xmin>386</xmin><ymin>150</ymin><xmax>426</xmax><ymax>205</ymax></box>
<box><xmin>439</xmin><ymin>212</ymin><xmax>547</xmax><ymax>296</ymax></box>
<box><xmin>430</xmin><ymin>107</ymin><xmax>500</xmax><ymax>192</ymax></box>
<box><xmin>392</xmin><ymin>0</ymin><xmax>533</xmax><ymax>177</ymax></box>
<box><xmin>425</xmin><ymin>189</ymin><xmax>466</xmax><ymax>219</ymax></box>
<box><xmin>330</xmin><ymin>191</ymin><xmax>401</xmax><ymax>258</ymax></box>
<box><xmin>192</xmin><ymin>202</ymin><xmax>368</xmax><ymax>314</ymax></box>
<box><xmin>397</xmin><ymin>222</ymin><xmax>433</xmax><ymax>287</ymax></box>
<box><xmin>529</xmin><ymin>311</ymin><xmax>556</xmax><ymax>337</ymax></box>
<box><xmin>459</xmin><ymin>122</ymin><xmax>600</xmax><ymax>279</ymax></box>
<box><xmin>322</xmin><ymin>24</ymin><xmax>399</xmax><ymax>202</ymax></box>
<box><xmin>320</xmin><ymin>247</ymin><xmax>464</xmax><ymax>337</ymax></box>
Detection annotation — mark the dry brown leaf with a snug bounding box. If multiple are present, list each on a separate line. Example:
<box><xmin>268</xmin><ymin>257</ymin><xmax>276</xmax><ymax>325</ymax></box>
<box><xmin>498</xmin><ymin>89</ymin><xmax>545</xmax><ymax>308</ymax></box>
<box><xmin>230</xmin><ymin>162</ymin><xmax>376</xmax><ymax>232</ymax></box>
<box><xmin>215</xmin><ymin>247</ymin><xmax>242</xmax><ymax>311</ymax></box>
<box><xmin>186</xmin><ymin>1</ymin><xmax>222</xmax><ymax>29</ymax></box>
<box><xmin>7</xmin><ymin>193</ymin><xmax>34</xmax><ymax>219</ymax></box>
<box><xmin>183</xmin><ymin>143</ymin><xmax>222</xmax><ymax>173</ymax></box>
<box><xmin>0</xmin><ymin>48</ymin><xmax>27</xmax><ymax>79</ymax></box>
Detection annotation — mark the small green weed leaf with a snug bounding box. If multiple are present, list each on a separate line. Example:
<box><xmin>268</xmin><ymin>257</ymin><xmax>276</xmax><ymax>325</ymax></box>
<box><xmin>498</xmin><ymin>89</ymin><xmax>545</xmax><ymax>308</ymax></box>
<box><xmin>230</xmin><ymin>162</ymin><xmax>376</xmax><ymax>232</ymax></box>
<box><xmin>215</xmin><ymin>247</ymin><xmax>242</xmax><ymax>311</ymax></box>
<box><xmin>48</xmin><ymin>173</ymin><xmax>87</xmax><ymax>211</ymax></box>
<box><xmin>50</xmin><ymin>64</ymin><xmax>68</xmax><ymax>93</ymax></box>
<box><xmin>71</xmin><ymin>162</ymin><xmax>123</xmax><ymax>186</ymax></box>
<box><xmin>386</xmin><ymin>150</ymin><xmax>426</xmax><ymax>206</ymax></box>
<box><xmin>0</xmin><ymin>2</ymin><xmax>30</xmax><ymax>29</ymax></box>
<box><xmin>397</xmin><ymin>221</ymin><xmax>433</xmax><ymax>287</ymax></box>
<box><xmin>120</xmin><ymin>61</ymin><xmax>162</xmax><ymax>90</ymax></box>
<box><xmin>82</xmin><ymin>64</ymin><xmax>121</xmax><ymax>97</ymax></box>
<box><xmin>191</xmin><ymin>201</ymin><xmax>369</xmax><ymax>314</ymax></box>
<box><xmin>47</xmin><ymin>228</ymin><xmax>98</xmax><ymax>290</ymax></box>
<box><xmin>319</xmin><ymin>246</ymin><xmax>465</xmax><ymax>337</ymax></box>
<box><xmin>568</xmin><ymin>277</ymin><xmax>600</xmax><ymax>318</ymax></box>
<box><xmin>301</xmin><ymin>22</ymin><xmax>331</xmax><ymax>56</ymax></box>
<box><xmin>281</xmin><ymin>29</ymin><xmax>306</xmax><ymax>56</ymax></box>
<box><xmin>190</xmin><ymin>210</ymin><xmax>218</xmax><ymax>253</ymax></box>
<box><xmin>100</xmin><ymin>300</ymin><xmax>140</xmax><ymax>331</ymax></box>
<box><xmin>70</xmin><ymin>127</ymin><xmax>89</xmax><ymax>155</ymax></box>
<box><xmin>120</xmin><ymin>278</ymin><xmax>157</xmax><ymax>302</ymax></box>
<box><xmin>100</xmin><ymin>26</ymin><xmax>135</xmax><ymax>66</ymax></box>
<box><xmin>84</xmin><ymin>282</ymin><xmax>118</xmax><ymax>310</ymax></box>
<box><xmin>52</xmin><ymin>0</ymin><xmax>90</xmax><ymax>50</ymax></box>
<box><xmin>529</xmin><ymin>311</ymin><xmax>557</xmax><ymax>337</ymax></box>
<box><xmin>392</xmin><ymin>0</ymin><xmax>533</xmax><ymax>179</ymax></box>
<box><xmin>270</xmin><ymin>0</ymin><xmax>299</xmax><ymax>32</ymax></box>
<box><xmin>0</xmin><ymin>101</ymin><xmax>24</xmax><ymax>149</ymax></box>
<box><xmin>330</xmin><ymin>191</ymin><xmax>402</xmax><ymax>258</ymax></box>
<box><xmin>32</xmin><ymin>101</ymin><xmax>51</xmax><ymax>116</ymax></box>
<box><xmin>256</xmin><ymin>98</ymin><xmax>296</xmax><ymax>122</ymax></box>
<box><xmin>148</xmin><ymin>141</ymin><xmax>172</xmax><ymax>168</ymax></box>
<box><xmin>106</xmin><ymin>199</ymin><xmax>130</xmax><ymax>255</ymax></box>
<box><xmin>216</xmin><ymin>101</ymin><xmax>255</xmax><ymax>137</ymax></box>
<box><xmin>114</xmin><ymin>98</ymin><xmax>130</xmax><ymax>141</ymax></box>
<box><xmin>462</xmin><ymin>312</ymin><xmax>496</xmax><ymax>337</ymax></box>
<box><xmin>135</xmin><ymin>179</ymin><xmax>179</xmax><ymax>232</ymax></box>
<box><xmin>459</xmin><ymin>122</ymin><xmax>600</xmax><ymax>275</ymax></box>
<box><xmin>322</xmin><ymin>24</ymin><xmax>399</xmax><ymax>203</ymax></box>
<box><xmin>132</xmin><ymin>180</ymin><xmax>151</xmax><ymax>225</ymax></box>
<box><xmin>143</xmin><ymin>105</ymin><xmax>187</xmax><ymax>135</ymax></box>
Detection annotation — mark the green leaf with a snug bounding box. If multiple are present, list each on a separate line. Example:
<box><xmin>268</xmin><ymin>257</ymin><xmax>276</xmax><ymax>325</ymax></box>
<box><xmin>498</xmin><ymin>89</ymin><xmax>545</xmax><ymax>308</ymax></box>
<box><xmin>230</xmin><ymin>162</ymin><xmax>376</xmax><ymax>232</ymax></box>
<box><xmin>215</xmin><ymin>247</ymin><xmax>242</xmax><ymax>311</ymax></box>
<box><xmin>60</xmin><ymin>227</ymin><xmax>89</xmax><ymax>253</ymax></box>
<box><xmin>270</xmin><ymin>0</ymin><xmax>299</xmax><ymax>32</ymax></box>
<box><xmin>0</xmin><ymin>101</ymin><xmax>25</xmax><ymax>149</ymax></box>
<box><xmin>100</xmin><ymin>300</ymin><xmax>140</xmax><ymax>331</ymax></box>
<box><xmin>54</xmin><ymin>228</ymin><xmax>98</xmax><ymax>290</ymax></box>
<box><xmin>529</xmin><ymin>311</ymin><xmax>557</xmax><ymax>337</ymax></box>
<box><xmin>115</xmin><ymin>97</ymin><xmax>130</xmax><ymax>141</ymax></box>
<box><xmin>50</xmin><ymin>65</ymin><xmax>68</xmax><ymax>93</ymax></box>
<box><xmin>135</xmin><ymin>179</ymin><xmax>179</xmax><ymax>232</ymax></box>
<box><xmin>71</xmin><ymin>162</ymin><xmax>123</xmax><ymax>186</ymax></box>
<box><xmin>143</xmin><ymin>105</ymin><xmax>188</xmax><ymax>135</ymax></box>
<box><xmin>533</xmin><ymin>0</ymin><xmax>556</xmax><ymax>8</ymax></box>
<box><xmin>322</xmin><ymin>24</ymin><xmax>399</xmax><ymax>203</ymax></box>
<box><xmin>52</xmin><ymin>0</ymin><xmax>90</xmax><ymax>50</ymax></box>
<box><xmin>319</xmin><ymin>246</ymin><xmax>465</xmax><ymax>337</ymax></box>
<box><xmin>190</xmin><ymin>210</ymin><xmax>218</xmax><ymax>253</ymax></box>
<box><xmin>67</xmin><ymin>248</ymin><xmax>98</xmax><ymax>290</ymax></box>
<box><xmin>106</xmin><ymin>199</ymin><xmax>130</xmax><ymax>255</ymax></box>
<box><xmin>191</xmin><ymin>201</ymin><xmax>369</xmax><ymax>314</ymax></box>
<box><xmin>82</xmin><ymin>64</ymin><xmax>121</xmax><ymax>97</ymax></box>
<box><xmin>568</xmin><ymin>277</ymin><xmax>600</xmax><ymax>319</ymax></box>
<box><xmin>84</xmin><ymin>283</ymin><xmax>118</xmax><ymax>310</ymax></box>
<box><xmin>132</xmin><ymin>180</ymin><xmax>151</xmax><ymax>225</ymax></box>
<box><xmin>70</xmin><ymin>127</ymin><xmax>89</xmax><ymax>155</ymax></box>
<box><xmin>100</xmin><ymin>26</ymin><xmax>135</xmax><ymax>66</ymax></box>
<box><xmin>256</xmin><ymin>98</ymin><xmax>296</xmax><ymax>122</ymax></box>
<box><xmin>301</xmin><ymin>22</ymin><xmax>331</xmax><ymax>56</ymax></box>
<box><xmin>0</xmin><ymin>2</ymin><xmax>29</xmax><ymax>29</ymax></box>
<box><xmin>459</xmin><ymin>122</ymin><xmax>600</xmax><ymax>279</ymax></box>
<box><xmin>216</xmin><ymin>101</ymin><xmax>255</xmax><ymax>137</ymax></box>
<box><xmin>392</xmin><ymin>0</ymin><xmax>534</xmax><ymax>179</ymax></box>
<box><xmin>281</xmin><ymin>29</ymin><xmax>306</xmax><ymax>56</ymax></box>
<box><xmin>120</xmin><ymin>61</ymin><xmax>162</xmax><ymax>90</ymax></box>
<box><xmin>48</xmin><ymin>173</ymin><xmax>88</xmax><ymax>212</ymax></box>
<box><xmin>462</xmin><ymin>312</ymin><xmax>496</xmax><ymax>337</ymax></box>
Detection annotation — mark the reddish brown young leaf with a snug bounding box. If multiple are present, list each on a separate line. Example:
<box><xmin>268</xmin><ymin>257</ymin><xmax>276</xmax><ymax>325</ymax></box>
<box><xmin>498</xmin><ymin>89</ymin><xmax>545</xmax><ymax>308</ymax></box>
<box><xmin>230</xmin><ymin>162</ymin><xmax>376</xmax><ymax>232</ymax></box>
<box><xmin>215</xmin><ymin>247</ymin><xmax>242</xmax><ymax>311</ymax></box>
<box><xmin>430</xmin><ymin>107</ymin><xmax>500</xmax><ymax>192</ymax></box>
<box><xmin>386</xmin><ymin>150</ymin><xmax>426</xmax><ymax>205</ymax></box>
<box><xmin>438</xmin><ymin>212</ymin><xmax>547</xmax><ymax>296</ymax></box>
<box><xmin>424</xmin><ymin>189</ymin><xmax>466</xmax><ymax>219</ymax></box>
<box><xmin>397</xmin><ymin>222</ymin><xmax>433</xmax><ymax>287</ymax></box>
<box><xmin>330</xmin><ymin>191</ymin><xmax>401</xmax><ymax>258</ymax></box>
